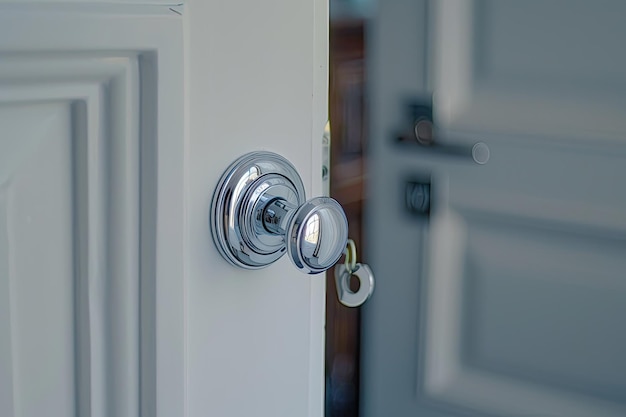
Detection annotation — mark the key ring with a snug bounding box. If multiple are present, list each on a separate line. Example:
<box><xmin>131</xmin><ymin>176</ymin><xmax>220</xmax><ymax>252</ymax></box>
<box><xmin>344</xmin><ymin>239</ymin><xmax>357</xmax><ymax>273</ymax></box>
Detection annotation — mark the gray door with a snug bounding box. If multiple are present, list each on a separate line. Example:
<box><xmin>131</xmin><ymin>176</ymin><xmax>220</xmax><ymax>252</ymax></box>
<box><xmin>363</xmin><ymin>1</ymin><xmax>626</xmax><ymax>416</ymax></box>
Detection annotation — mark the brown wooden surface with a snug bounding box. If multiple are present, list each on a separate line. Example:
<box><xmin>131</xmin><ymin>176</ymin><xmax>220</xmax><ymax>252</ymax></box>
<box><xmin>326</xmin><ymin>18</ymin><xmax>367</xmax><ymax>417</ymax></box>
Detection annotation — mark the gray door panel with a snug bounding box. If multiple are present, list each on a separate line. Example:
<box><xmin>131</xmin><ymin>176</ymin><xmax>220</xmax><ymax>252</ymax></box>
<box><xmin>364</xmin><ymin>1</ymin><xmax>626</xmax><ymax>416</ymax></box>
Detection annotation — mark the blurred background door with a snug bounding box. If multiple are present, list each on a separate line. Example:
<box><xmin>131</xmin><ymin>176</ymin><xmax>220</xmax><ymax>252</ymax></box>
<box><xmin>360</xmin><ymin>1</ymin><xmax>626</xmax><ymax>416</ymax></box>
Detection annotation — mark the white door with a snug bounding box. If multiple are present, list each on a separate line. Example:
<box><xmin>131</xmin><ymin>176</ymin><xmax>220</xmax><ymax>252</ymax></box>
<box><xmin>0</xmin><ymin>2</ymin><xmax>328</xmax><ymax>417</ymax></box>
<box><xmin>364</xmin><ymin>1</ymin><xmax>626</xmax><ymax>417</ymax></box>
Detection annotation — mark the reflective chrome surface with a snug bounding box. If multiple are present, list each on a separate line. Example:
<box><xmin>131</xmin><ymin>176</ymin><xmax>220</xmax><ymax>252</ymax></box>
<box><xmin>211</xmin><ymin>152</ymin><xmax>348</xmax><ymax>274</ymax></box>
<box><xmin>210</xmin><ymin>152</ymin><xmax>305</xmax><ymax>269</ymax></box>
<box><xmin>287</xmin><ymin>197</ymin><xmax>348</xmax><ymax>274</ymax></box>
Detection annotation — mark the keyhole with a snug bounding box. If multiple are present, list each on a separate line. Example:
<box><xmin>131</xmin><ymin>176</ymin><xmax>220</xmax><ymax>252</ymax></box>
<box><xmin>349</xmin><ymin>274</ymin><xmax>360</xmax><ymax>293</ymax></box>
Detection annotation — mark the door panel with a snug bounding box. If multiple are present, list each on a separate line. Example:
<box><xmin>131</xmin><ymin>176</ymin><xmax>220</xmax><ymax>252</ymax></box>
<box><xmin>364</xmin><ymin>1</ymin><xmax>626</xmax><ymax>416</ymax></box>
<box><xmin>0</xmin><ymin>7</ymin><xmax>184</xmax><ymax>417</ymax></box>
<box><xmin>433</xmin><ymin>0</ymin><xmax>626</xmax><ymax>142</ymax></box>
<box><xmin>0</xmin><ymin>3</ymin><xmax>328</xmax><ymax>417</ymax></box>
<box><xmin>420</xmin><ymin>142</ymin><xmax>626</xmax><ymax>417</ymax></box>
<box><xmin>1</xmin><ymin>102</ymin><xmax>76</xmax><ymax>417</ymax></box>
<box><xmin>186</xmin><ymin>1</ymin><xmax>327</xmax><ymax>416</ymax></box>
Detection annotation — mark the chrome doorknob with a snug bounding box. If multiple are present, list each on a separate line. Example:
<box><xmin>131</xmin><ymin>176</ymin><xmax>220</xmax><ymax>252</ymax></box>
<box><xmin>211</xmin><ymin>152</ymin><xmax>348</xmax><ymax>274</ymax></box>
